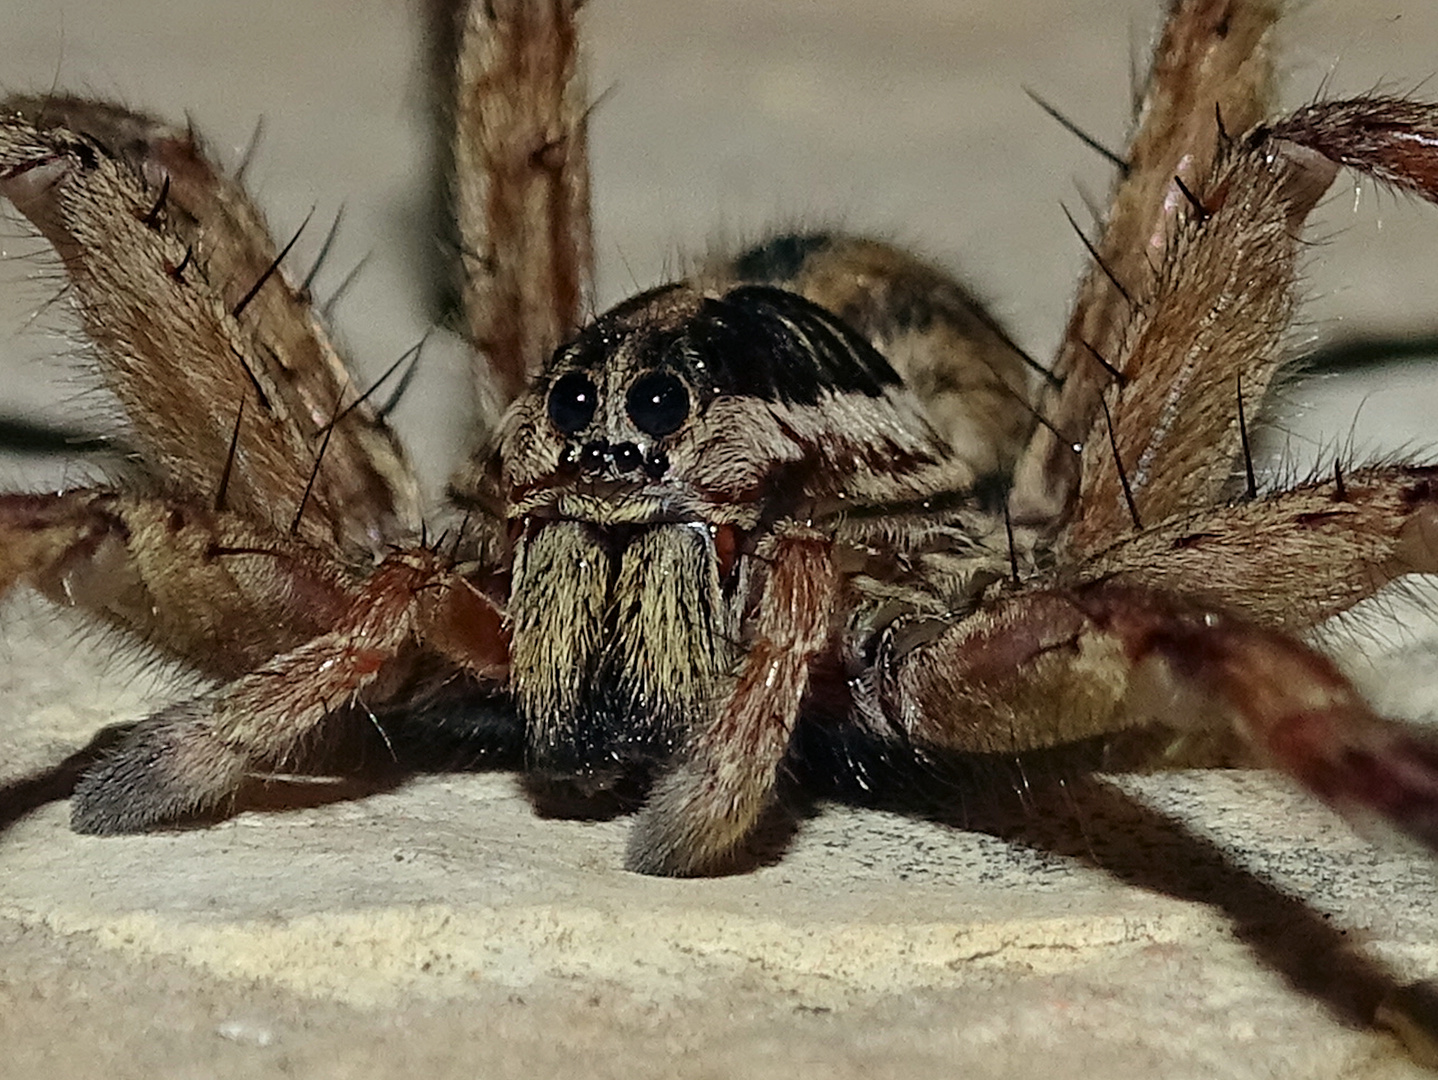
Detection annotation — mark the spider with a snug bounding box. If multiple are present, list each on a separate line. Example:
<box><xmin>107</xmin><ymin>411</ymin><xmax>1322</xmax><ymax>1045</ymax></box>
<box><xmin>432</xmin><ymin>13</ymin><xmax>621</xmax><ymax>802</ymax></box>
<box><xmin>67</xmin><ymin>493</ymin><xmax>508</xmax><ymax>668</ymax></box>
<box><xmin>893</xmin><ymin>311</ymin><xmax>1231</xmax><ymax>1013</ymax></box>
<box><xmin>2</xmin><ymin>0</ymin><xmax>1438</xmax><ymax>918</ymax></box>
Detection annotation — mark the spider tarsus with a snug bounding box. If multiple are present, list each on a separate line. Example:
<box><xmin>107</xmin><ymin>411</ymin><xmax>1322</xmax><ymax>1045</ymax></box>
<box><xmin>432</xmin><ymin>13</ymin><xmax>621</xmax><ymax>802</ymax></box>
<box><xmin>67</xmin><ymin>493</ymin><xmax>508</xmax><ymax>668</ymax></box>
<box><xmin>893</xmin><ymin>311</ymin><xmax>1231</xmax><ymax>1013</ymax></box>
<box><xmin>623</xmin><ymin>765</ymin><xmax>768</xmax><ymax>878</ymax></box>
<box><xmin>70</xmin><ymin>704</ymin><xmax>246</xmax><ymax>836</ymax></box>
<box><xmin>1281</xmin><ymin>711</ymin><xmax>1438</xmax><ymax>857</ymax></box>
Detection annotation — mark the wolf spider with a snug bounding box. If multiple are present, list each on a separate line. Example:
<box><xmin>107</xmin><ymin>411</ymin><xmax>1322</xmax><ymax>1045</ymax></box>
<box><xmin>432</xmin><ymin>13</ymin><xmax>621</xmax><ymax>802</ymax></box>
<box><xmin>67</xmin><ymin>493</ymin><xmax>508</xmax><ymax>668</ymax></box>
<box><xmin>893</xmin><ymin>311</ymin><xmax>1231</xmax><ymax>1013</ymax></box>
<box><xmin>1</xmin><ymin>0</ymin><xmax>1438</xmax><ymax>908</ymax></box>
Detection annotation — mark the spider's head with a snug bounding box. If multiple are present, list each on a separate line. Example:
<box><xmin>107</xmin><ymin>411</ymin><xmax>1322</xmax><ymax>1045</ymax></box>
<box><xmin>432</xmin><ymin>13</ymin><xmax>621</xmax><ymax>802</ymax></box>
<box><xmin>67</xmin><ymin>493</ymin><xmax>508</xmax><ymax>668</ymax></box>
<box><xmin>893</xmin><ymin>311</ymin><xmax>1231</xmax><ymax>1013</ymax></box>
<box><xmin>498</xmin><ymin>280</ymin><xmax>929</xmax><ymax>528</ymax></box>
<box><xmin>491</xmin><ymin>281</ymin><xmax>968</xmax><ymax>788</ymax></box>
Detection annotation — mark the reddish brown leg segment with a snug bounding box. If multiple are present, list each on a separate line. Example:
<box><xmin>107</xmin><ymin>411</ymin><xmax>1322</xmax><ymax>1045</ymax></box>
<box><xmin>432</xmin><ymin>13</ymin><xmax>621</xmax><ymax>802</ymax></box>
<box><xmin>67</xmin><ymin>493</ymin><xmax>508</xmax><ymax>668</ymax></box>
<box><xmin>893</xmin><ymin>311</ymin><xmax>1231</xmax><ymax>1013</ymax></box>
<box><xmin>70</xmin><ymin>552</ymin><xmax>507</xmax><ymax>834</ymax></box>
<box><xmin>883</xmin><ymin>582</ymin><xmax>1438</xmax><ymax>855</ymax></box>
<box><xmin>626</xmin><ymin>529</ymin><xmax>838</xmax><ymax>876</ymax></box>
<box><xmin>0</xmin><ymin>490</ymin><xmax>360</xmax><ymax>679</ymax></box>
<box><xmin>1078</xmin><ymin>585</ymin><xmax>1438</xmax><ymax>852</ymax></box>
<box><xmin>1077</xmin><ymin>464</ymin><xmax>1438</xmax><ymax>633</ymax></box>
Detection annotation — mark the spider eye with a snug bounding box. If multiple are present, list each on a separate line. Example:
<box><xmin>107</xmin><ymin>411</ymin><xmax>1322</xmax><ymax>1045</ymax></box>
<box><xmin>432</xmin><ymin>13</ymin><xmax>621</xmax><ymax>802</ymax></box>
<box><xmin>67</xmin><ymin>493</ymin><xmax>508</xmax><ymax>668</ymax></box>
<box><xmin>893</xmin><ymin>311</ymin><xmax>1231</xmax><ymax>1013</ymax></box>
<box><xmin>625</xmin><ymin>371</ymin><xmax>689</xmax><ymax>437</ymax></box>
<box><xmin>547</xmin><ymin>372</ymin><xmax>599</xmax><ymax>433</ymax></box>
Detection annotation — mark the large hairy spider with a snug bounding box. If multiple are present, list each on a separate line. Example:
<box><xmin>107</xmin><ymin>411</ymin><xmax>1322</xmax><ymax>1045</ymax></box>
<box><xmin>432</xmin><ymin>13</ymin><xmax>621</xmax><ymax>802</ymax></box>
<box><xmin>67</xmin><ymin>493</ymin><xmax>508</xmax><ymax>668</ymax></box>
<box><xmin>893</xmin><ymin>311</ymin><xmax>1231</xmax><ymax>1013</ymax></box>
<box><xmin>2</xmin><ymin>0</ymin><xmax>1438</xmax><ymax>929</ymax></box>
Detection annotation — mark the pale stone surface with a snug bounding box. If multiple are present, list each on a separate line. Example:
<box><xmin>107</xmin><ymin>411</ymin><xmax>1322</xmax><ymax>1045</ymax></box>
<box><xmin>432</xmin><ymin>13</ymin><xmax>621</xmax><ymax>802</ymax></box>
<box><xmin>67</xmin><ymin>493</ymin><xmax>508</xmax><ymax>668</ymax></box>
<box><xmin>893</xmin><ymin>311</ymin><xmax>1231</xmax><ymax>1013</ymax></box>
<box><xmin>2</xmin><ymin>1</ymin><xmax>1438</xmax><ymax>1077</ymax></box>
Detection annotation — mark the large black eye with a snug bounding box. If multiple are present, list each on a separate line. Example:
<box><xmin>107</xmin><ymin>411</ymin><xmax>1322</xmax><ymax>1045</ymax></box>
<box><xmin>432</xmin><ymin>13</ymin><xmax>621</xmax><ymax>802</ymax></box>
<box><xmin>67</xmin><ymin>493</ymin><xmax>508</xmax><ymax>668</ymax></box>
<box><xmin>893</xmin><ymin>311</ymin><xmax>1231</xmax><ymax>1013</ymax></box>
<box><xmin>547</xmin><ymin>372</ymin><xmax>598</xmax><ymax>433</ymax></box>
<box><xmin>625</xmin><ymin>371</ymin><xmax>689</xmax><ymax>437</ymax></box>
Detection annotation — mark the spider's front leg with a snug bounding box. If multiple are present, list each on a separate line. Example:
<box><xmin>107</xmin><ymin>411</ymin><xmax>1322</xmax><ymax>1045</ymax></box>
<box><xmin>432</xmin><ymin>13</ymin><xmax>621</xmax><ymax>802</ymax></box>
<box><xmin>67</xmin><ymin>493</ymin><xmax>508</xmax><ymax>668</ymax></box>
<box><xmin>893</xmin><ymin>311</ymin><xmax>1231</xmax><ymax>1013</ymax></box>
<box><xmin>0</xmin><ymin>90</ymin><xmax>515</xmax><ymax>828</ymax></box>
<box><xmin>71</xmin><ymin>551</ymin><xmax>507</xmax><ymax>833</ymax></box>
<box><xmin>440</xmin><ymin>0</ymin><xmax>593</xmax><ymax>407</ymax></box>
<box><xmin>943</xmin><ymin>0</ymin><xmax>1438</xmax><ymax>850</ymax></box>
<box><xmin>876</xmin><ymin>562</ymin><xmax>1438</xmax><ymax>855</ymax></box>
<box><xmin>1009</xmin><ymin>0</ymin><xmax>1282</xmax><ymax>528</ymax></box>
<box><xmin>1011</xmin><ymin>0</ymin><xmax>1438</xmax><ymax>555</ymax></box>
<box><xmin>626</xmin><ymin>524</ymin><xmax>837</xmax><ymax>876</ymax></box>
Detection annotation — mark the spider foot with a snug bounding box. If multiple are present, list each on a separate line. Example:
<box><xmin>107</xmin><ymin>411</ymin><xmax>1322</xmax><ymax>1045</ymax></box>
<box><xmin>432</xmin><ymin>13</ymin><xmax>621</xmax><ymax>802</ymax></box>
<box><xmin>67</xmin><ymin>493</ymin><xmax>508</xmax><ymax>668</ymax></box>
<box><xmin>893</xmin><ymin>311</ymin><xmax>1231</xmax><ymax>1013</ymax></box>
<box><xmin>624</xmin><ymin>760</ymin><xmax>772</xmax><ymax>877</ymax></box>
<box><xmin>70</xmin><ymin>700</ymin><xmax>246</xmax><ymax>835</ymax></box>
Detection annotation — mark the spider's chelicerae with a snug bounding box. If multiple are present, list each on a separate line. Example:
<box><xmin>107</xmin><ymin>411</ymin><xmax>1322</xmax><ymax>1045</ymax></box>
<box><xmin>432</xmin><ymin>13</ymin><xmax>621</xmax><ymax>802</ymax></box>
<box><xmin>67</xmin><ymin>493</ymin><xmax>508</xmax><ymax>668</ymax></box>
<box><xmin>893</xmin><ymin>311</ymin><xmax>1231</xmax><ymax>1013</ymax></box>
<box><xmin>5</xmin><ymin>0</ymin><xmax>1438</xmax><ymax>1030</ymax></box>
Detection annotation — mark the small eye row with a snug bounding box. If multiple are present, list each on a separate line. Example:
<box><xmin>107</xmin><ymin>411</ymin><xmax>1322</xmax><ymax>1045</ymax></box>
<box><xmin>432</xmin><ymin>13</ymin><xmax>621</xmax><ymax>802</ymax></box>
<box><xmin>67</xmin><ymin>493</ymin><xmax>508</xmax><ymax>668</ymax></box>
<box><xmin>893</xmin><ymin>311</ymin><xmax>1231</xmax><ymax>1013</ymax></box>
<box><xmin>546</xmin><ymin>370</ymin><xmax>691</xmax><ymax>438</ymax></box>
<box><xmin>566</xmin><ymin>438</ymin><xmax>669</xmax><ymax>479</ymax></box>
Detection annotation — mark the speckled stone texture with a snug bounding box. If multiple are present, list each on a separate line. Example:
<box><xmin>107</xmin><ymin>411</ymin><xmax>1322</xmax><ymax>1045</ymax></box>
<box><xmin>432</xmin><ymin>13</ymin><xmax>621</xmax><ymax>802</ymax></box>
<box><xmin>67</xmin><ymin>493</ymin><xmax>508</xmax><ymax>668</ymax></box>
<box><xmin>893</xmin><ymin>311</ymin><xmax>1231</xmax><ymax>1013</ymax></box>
<box><xmin>3</xmin><ymin>2</ymin><xmax>1438</xmax><ymax>1077</ymax></box>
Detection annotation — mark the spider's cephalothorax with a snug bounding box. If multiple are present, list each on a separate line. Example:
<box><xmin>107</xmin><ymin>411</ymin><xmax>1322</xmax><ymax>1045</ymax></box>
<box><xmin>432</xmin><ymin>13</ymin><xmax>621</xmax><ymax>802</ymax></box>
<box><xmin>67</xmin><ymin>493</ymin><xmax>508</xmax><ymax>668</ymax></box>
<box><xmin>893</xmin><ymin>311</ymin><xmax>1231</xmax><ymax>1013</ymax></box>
<box><xmin>483</xmin><ymin>278</ymin><xmax>1001</xmax><ymax>789</ymax></box>
<box><xmin>8</xmin><ymin>4</ymin><xmax>1438</xmax><ymax>1050</ymax></box>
